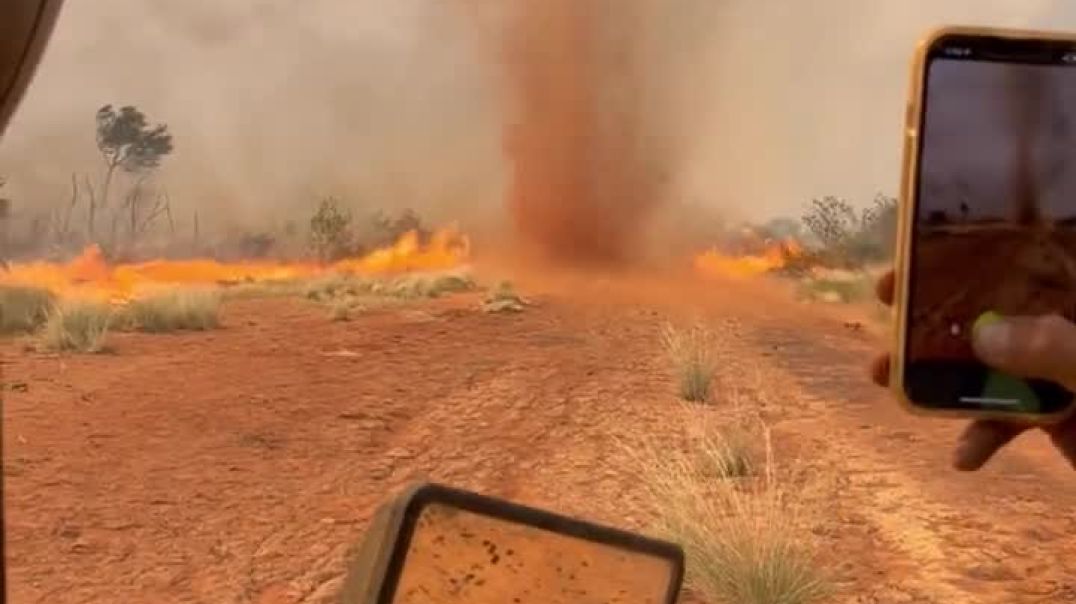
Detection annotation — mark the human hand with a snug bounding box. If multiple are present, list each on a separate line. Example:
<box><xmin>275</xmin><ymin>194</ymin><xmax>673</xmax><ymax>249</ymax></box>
<box><xmin>870</xmin><ymin>270</ymin><xmax>1076</xmax><ymax>471</ymax></box>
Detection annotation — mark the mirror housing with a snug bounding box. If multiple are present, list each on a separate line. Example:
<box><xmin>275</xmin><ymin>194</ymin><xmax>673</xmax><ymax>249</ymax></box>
<box><xmin>339</xmin><ymin>482</ymin><xmax>685</xmax><ymax>604</ymax></box>
<box><xmin>0</xmin><ymin>0</ymin><xmax>65</xmax><ymax>138</ymax></box>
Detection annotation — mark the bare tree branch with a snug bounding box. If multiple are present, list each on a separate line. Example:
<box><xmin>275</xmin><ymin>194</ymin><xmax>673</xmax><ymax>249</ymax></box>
<box><xmin>163</xmin><ymin>189</ymin><xmax>176</xmax><ymax>237</ymax></box>
<box><xmin>83</xmin><ymin>173</ymin><xmax>98</xmax><ymax>239</ymax></box>
<box><xmin>50</xmin><ymin>173</ymin><xmax>81</xmax><ymax>244</ymax></box>
<box><xmin>136</xmin><ymin>191</ymin><xmax>169</xmax><ymax>237</ymax></box>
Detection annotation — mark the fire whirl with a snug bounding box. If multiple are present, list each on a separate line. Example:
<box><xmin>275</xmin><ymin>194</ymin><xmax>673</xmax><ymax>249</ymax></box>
<box><xmin>0</xmin><ymin>226</ymin><xmax>470</xmax><ymax>302</ymax></box>
<box><xmin>501</xmin><ymin>0</ymin><xmax>663</xmax><ymax>264</ymax></box>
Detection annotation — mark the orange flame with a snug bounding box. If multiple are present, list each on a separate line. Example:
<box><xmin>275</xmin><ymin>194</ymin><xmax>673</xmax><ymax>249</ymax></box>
<box><xmin>0</xmin><ymin>226</ymin><xmax>470</xmax><ymax>302</ymax></box>
<box><xmin>693</xmin><ymin>238</ymin><xmax>803</xmax><ymax>279</ymax></box>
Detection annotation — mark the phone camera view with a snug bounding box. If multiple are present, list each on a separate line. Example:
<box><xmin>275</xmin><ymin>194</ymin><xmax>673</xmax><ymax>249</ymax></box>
<box><xmin>906</xmin><ymin>41</ymin><xmax>1076</xmax><ymax>415</ymax></box>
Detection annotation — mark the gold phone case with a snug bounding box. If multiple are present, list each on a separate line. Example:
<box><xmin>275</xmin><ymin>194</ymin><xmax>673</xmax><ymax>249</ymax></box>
<box><xmin>892</xmin><ymin>25</ymin><xmax>1076</xmax><ymax>425</ymax></box>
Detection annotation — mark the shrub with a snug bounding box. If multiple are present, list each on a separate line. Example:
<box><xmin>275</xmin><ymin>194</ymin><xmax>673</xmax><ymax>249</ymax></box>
<box><xmin>125</xmin><ymin>288</ymin><xmax>221</xmax><ymax>332</ymax></box>
<box><xmin>801</xmin><ymin>196</ymin><xmax>859</xmax><ymax>253</ymax></box>
<box><xmin>852</xmin><ymin>193</ymin><xmax>898</xmax><ymax>260</ymax></box>
<box><xmin>0</xmin><ymin>285</ymin><xmax>55</xmax><ymax>334</ymax></box>
<box><xmin>631</xmin><ymin>425</ymin><xmax>830</xmax><ymax>604</ymax></box>
<box><xmin>800</xmin><ymin>193</ymin><xmax>897</xmax><ymax>268</ymax></box>
<box><xmin>41</xmin><ymin>299</ymin><xmax>112</xmax><ymax>352</ymax></box>
<box><xmin>364</xmin><ymin>208</ymin><xmax>429</xmax><ymax>249</ymax></box>
<box><xmin>309</xmin><ymin>197</ymin><xmax>354</xmax><ymax>262</ymax></box>
<box><xmin>660</xmin><ymin>323</ymin><xmax>716</xmax><ymax>403</ymax></box>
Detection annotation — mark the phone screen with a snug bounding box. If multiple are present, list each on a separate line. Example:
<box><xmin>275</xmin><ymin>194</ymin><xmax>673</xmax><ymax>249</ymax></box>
<box><xmin>905</xmin><ymin>34</ymin><xmax>1076</xmax><ymax>416</ymax></box>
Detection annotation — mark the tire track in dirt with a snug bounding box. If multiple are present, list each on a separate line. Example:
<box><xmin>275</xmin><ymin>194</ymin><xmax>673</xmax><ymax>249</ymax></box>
<box><xmin>730</xmin><ymin>306</ymin><xmax>1076</xmax><ymax>603</ymax></box>
<box><xmin>13</xmin><ymin>271</ymin><xmax>1076</xmax><ymax>603</ymax></box>
<box><xmin>265</xmin><ymin>301</ymin><xmax>690</xmax><ymax>603</ymax></box>
<box><xmin>216</xmin><ymin>300</ymin><xmax>662</xmax><ymax>603</ymax></box>
<box><xmin>2</xmin><ymin>294</ymin><xmax>690</xmax><ymax>604</ymax></box>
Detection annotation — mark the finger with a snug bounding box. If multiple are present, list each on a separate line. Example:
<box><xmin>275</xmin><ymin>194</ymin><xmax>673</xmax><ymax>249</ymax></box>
<box><xmin>953</xmin><ymin>420</ymin><xmax>1027</xmax><ymax>471</ymax></box>
<box><xmin>875</xmin><ymin>270</ymin><xmax>895</xmax><ymax>306</ymax></box>
<box><xmin>1046</xmin><ymin>415</ymin><xmax>1076</xmax><ymax>469</ymax></box>
<box><xmin>870</xmin><ymin>354</ymin><xmax>890</xmax><ymax>387</ymax></box>
<box><xmin>972</xmin><ymin>314</ymin><xmax>1076</xmax><ymax>390</ymax></box>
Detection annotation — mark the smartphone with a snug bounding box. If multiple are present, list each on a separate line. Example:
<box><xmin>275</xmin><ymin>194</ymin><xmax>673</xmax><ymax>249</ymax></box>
<box><xmin>894</xmin><ymin>26</ymin><xmax>1076</xmax><ymax>423</ymax></box>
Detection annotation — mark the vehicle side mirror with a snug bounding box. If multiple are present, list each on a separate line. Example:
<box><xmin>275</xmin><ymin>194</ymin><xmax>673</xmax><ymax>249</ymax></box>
<box><xmin>338</xmin><ymin>482</ymin><xmax>685</xmax><ymax>603</ymax></box>
<box><xmin>0</xmin><ymin>0</ymin><xmax>65</xmax><ymax>138</ymax></box>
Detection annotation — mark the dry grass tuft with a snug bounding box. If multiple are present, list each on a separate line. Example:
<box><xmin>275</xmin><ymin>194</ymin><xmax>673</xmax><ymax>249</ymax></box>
<box><xmin>629</xmin><ymin>420</ymin><xmax>830</xmax><ymax>604</ymax></box>
<box><xmin>482</xmin><ymin>280</ymin><xmax>525</xmax><ymax>314</ymax></box>
<box><xmin>0</xmin><ymin>285</ymin><xmax>55</xmax><ymax>335</ymax></box>
<box><xmin>385</xmin><ymin>271</ymin><xmax>476</xmax><ymax>299</ymax></box>
<box><xmin>304</xmin><ymin>274</ymin><xmax>371</xmax><ymax>302</ymax></box>
<box><xmin>328</xmin><ymin>296</ymin><xmax>365</xmax><ymax>322</ymax></box>
<box><xmin>221</xmin><ymin>279</ymin><xmax>304</xmax><ymax>300</ymax></box>
<box><xmin>694</xmin><ymin>427</ymin><xmax>756</xmax><ymax>479</ymax></box>
<box><xmin>125</xmin><ymin>288</ymin><xmax>222</xmax><ymax>333</ymax></box>
<box><xmin>41</xmin><ymin>299</ymin><xmax>113</xmax><ymax>353</ymax></box>
<box><xmin>305</xmin><ymin>270</ymin><xmax>476</xmax><ymax>306</ymax></box>
<box><xmin>660</xmin><ymin>322</ymin><xmax>716</xmax><ymax>402</ymax></box>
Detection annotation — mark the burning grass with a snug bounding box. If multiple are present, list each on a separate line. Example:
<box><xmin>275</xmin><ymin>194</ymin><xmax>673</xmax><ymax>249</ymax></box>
<box><xmin>660</xmin><ymin>322</ymin><xmax>716</xmax><ymax>403</ymax></box>
<box><xmin>0</xmin><ymin>226</ymin><xmax>470</xmax><ymax>303</ymax></box>
<box><xmin>693</xmin><ymin>239</ymin><xmax>804</xmax><ymax>280</ymax></box>
<box><xmin>0</xmin><ymin>265</ymin><xmax>479</xmax><ymax>344</ymax></box>
<box><xmin>41</xmin><ymin>299</ymin><xmax>113</xmax><ymax>353</ymax></box>
<box><xmin>629</xmin><ymin>417</ymin><xmax>830</xmax><ymax>604</ymax></box>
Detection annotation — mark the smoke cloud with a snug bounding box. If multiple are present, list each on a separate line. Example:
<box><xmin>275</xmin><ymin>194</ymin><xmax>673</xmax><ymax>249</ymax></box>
<box><xmin>3</xmin><ymin>0</ymin><xmax>1076</xmax><ymax>253</ymax></box>
<box><xmin>676</xmin><ymin>0</ymin><xmax>1075</xmax><ymax>222</ymax></box>
<box><xmin>1</xmin><ymin>0</ymin><xmax>505</xmax><ymax>234</ymax></box>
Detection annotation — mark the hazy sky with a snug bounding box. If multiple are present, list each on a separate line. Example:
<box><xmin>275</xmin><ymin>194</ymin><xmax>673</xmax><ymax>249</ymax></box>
<box><xmin>678</xmin><ymin>0</ymin><xmax>1076</xmax><ymax>221</ymax></box>
<box><xmin>918</xmin><ymin>60</ymin><xmax>1076</xmax><ymax>220</ymax></box>
<box><xmin>3</xmin><ymin>0</ymin><xmax>1076</xmax><ymax>231</ymax></box>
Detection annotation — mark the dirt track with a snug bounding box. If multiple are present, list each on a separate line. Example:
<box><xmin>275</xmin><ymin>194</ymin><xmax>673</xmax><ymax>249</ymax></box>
<box><xmin>4</xmin><ymin>272</ymin><xmax>1076</xmax><ymax>603</ymax></box>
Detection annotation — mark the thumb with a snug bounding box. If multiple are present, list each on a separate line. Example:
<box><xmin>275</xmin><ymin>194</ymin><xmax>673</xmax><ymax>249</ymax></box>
<box><xmin>972</xmin><ymin>313</ymin><xmax>1076</xmax><ymax>389</ymax></box>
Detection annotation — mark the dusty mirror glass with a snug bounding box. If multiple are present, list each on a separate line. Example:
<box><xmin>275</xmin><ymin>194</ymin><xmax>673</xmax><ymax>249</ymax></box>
<box><xmin>385</xmin><ymin>502</ymin><xmax>678</xmax><ymax>604</ymax></box>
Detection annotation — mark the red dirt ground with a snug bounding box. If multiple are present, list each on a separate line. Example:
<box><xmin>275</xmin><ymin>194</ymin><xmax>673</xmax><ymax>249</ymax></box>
<box><xmin>4</xmin><ymin>270</ymin><xmax>1076</xmax><ymax>603</ymax></box>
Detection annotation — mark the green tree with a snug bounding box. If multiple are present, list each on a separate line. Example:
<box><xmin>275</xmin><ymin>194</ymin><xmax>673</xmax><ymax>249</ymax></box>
<box><xmin>802</xmin><ymin>196</ymin><xmax>859</xmax><ymax>251</ymax></box>
<box><xmin>309</xmin><ymin>197</ymin><xmax>354</xmax><ymax>262</ymax></box>
<box><xmin>802</xmin><ymin>193</ymin><xmax>898</xmax><ymax>267</ymax></box>
<box><xmin>93</xmin><ymin>105</ymin><xmax>174</xmax><ymax>238</ymax></box>
<box><xmin>848</xmin><ymin>193</ymin><xmax>898</xmax><ymax>263</ymax></box>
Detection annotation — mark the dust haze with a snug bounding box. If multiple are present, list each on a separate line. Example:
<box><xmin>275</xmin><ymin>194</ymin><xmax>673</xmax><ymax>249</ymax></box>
<box><xmin>1</xmin><ymin>0</ymin><xmax>506</xmax><ymax>236</ymax></box>
<box><xmin>3</xmin><ymin>0</ymin><xmax>1076</xmax><ymax>257</ymax></box>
